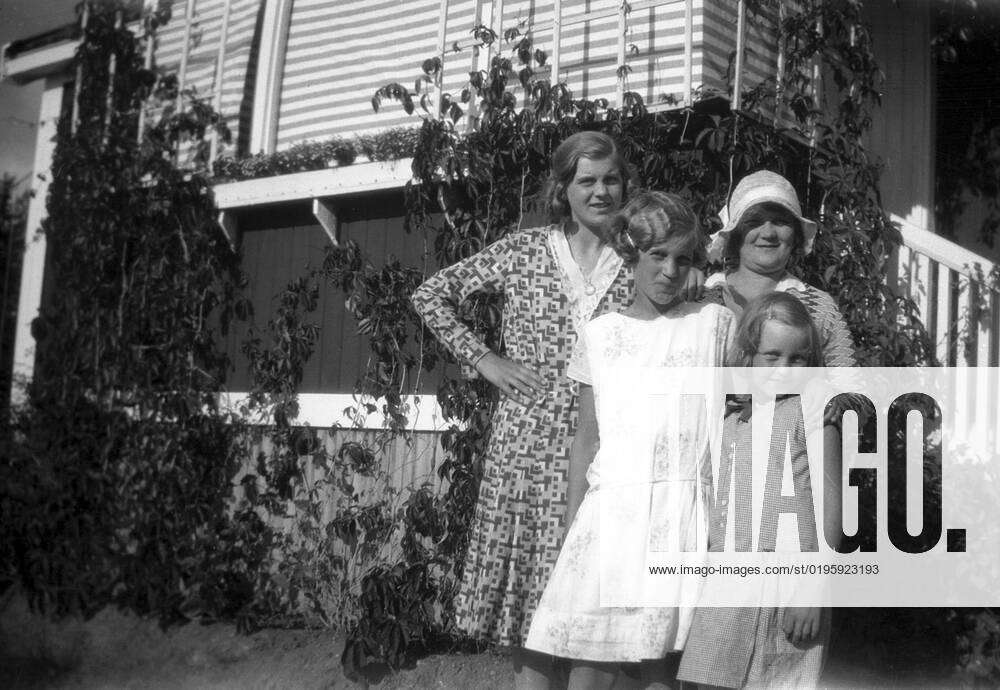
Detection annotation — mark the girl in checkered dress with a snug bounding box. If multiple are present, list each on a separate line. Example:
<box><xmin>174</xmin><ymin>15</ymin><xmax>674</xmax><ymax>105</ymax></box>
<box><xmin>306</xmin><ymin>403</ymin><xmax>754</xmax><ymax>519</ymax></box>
<box><xmin>677</xmin><ymin>291</ymin><xmax>843</xmax><ymax>689</ymax></box>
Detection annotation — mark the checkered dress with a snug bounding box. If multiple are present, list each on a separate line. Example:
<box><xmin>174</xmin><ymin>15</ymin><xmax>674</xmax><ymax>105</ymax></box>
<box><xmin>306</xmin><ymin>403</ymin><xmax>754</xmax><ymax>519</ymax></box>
<box><xmin>677</xmin><ymin>398</ymin><xmax>829</xmax><ymax>689</ymax></box>
<box><xmin>411</xmin><ymin>226</ymin><xmax>632</xmax><ymax>646</ymax></box>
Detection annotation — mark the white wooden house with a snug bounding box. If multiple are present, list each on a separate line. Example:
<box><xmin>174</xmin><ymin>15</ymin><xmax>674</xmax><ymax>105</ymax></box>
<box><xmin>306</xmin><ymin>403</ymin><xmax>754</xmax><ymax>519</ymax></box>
<box><xmin>3</xmin><ymin>0</ymin><xmax>998</xmax><ymax>458</ymax></box>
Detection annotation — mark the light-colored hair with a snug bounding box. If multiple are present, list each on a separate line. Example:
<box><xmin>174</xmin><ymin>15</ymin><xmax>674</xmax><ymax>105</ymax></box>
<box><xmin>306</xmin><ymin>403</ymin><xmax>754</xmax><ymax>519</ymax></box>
<box><xmin>609</xmin><ymin>190</ymin><xmax>704</xmax><ymax>267</ymax></box>
<box><xmin>729</xmin><ymin>291</ymin><xmax>823</xmax><ymax>366</ymax></box>
<box><xmin>543</xmin><ymin>131</ymin><xmax>636</xmax><ymax>222</ymax></box>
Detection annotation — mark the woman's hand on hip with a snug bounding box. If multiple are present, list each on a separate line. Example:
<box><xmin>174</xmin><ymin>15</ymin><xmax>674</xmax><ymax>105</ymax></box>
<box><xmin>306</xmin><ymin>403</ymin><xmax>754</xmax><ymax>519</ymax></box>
<box><xmin>474</xmin><ymin>351</ymin><xmax>547</xmax><ymax>405</ymax></box>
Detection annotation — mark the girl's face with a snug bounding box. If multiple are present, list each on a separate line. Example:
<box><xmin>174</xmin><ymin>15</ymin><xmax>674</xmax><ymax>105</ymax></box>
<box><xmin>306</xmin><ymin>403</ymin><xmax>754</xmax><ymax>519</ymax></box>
<box><xmin>739</xmin><ymin>216</ymin><xmax>797</xmax><ymax>276</ymax></box>
<box><xmin>752</xmin><ymin>319</ymin><xmax>812</xmax><ymax>367</ymax></box>
<box><xmin>565</xmin><ymin>157</ymin><xmax>624</xmax><ymax>233</ymax></box>
<box><xmin>633</xmin><ymin>238</ymin><xmax>693</xmax><ymax>313</ymax></box>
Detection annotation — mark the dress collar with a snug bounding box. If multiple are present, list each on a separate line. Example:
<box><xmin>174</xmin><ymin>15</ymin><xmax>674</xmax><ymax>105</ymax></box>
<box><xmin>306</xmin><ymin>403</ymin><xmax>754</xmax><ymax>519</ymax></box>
<box><xmin>546</xmin><ymin>225</ymin><xmax>623</xmax><ymax>327</ymax></box>
<box><xmin>706</xmin><ymin>271</ymin><xmax>807</xmax><ymax>293</ymax></box>
<box><xmin>547</xmin><ymin>225</ymin><xmax>621</xmax><ymax>296</ymax></box>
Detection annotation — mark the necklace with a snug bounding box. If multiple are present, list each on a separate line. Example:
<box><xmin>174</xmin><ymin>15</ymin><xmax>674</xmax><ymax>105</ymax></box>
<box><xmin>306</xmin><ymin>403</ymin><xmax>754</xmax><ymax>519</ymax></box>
<box><xmin>576</xmin><ymin>244</ymin><xmax>600</xmax><ymax>296</ymax></box>
<box><xmin>556</xmin><ymin>222</ymin><xmax>603</xmax><ymax>297</ymax></box>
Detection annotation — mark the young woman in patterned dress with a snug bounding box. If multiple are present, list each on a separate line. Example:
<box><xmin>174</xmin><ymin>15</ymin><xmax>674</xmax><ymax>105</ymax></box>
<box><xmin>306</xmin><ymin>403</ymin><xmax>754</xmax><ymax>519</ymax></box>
<box><xmin>411</xmin><ymin>131</ymin><xmax>639</xmax><ymax>688</ymax></box>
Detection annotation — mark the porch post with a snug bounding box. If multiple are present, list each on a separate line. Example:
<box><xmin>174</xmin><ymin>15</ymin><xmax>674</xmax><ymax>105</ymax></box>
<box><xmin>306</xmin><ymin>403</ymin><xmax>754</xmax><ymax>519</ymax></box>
<box><xmin>249</xmin><ymin>0</ymin><xmax>294</xmax><ymax>154</ymax></box>
<box><xmin>10</xmin><ymin>77</ymin><xmax>66</xmax><ymax>404</ymax></box>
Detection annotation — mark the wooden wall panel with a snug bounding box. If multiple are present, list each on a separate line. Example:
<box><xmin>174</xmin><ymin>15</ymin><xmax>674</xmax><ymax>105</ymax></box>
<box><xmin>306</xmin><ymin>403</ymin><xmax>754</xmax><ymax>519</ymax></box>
<box><xmin>865</xmin><ymin>0</ymin><xmax>934</xmax><ymax>230</ymax></box>
<box><xmin>223</xmin><ymin>192</ymin><xmax>451</xmax><ymax>395</ymax></box>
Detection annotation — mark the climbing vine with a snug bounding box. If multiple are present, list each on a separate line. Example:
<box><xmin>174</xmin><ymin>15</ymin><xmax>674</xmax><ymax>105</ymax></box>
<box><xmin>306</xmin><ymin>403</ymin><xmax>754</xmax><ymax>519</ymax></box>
<box><xmin>0</xmin><ymin>0</ymin><xmax>251</xmax><ymax>625</ymax></box>
<box><xmin>212</xmin><ymin>127</ymin><xmax>422</xmax><ymax>182</ymax></box>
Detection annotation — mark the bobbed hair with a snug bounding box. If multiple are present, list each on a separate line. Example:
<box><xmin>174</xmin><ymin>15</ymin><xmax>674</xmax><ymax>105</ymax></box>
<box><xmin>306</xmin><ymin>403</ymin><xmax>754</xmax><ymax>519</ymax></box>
<box><xmin>609</xmin><ymin>190</ymin><xmax>705</xmax><ymax>267</ymax></box>
<box><xmin>544</xmin><ymin>131</ymin><xmax>636</xmax><ymax>223</ymax></box>
<box><xmin>728</xmin><ymin>291</ymin><xmax>824</xmax><ymax>367</ymax></box>
<box><xmin>723</xmin><ymin>201</ymin><xmax>806</xmax><ymax>270</ymax></box>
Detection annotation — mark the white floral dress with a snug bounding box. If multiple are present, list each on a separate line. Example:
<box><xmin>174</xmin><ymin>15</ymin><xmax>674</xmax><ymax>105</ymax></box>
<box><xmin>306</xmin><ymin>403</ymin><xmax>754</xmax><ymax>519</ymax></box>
<box><xmin>525</xmin><ymin>302</ymin><xmax>736</xmax><ymax>662</ymax></box>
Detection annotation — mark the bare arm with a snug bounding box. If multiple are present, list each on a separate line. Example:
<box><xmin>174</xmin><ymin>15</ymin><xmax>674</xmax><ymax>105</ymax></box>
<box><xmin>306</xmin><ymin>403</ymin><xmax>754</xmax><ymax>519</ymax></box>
<box><xmin>822</xmin><ymin>423</ymin><xmax>843</xmax><ymax>552</ymax></box>
<box><xmin>784</xmin><ymin>423</ymin><xmax>841</xmax><ymax>644</ymax></box>
<box><xmin>566</xmin><ymin>384</ymin><xmax>599</xmax><ymax>529</ymax></box>
<box><xmin>681</xmin><ymin>267</ymin><xmax>706</xmax><ymax>301</ymax></box>
<box><xmin>812</xmin><ymin>289</ymin><xmax>857</xmax><ymax>367</ymax></box>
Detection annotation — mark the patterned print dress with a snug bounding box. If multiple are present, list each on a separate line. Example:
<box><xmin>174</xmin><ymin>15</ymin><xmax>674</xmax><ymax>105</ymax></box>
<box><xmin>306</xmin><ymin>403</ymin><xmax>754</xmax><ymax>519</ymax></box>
<box><xmin>410</xmin><ymin>225</ymin><xmax>632</xmax><ymax>646</ymax></box>
<box><xmin>677</xmin><ymin>397</ymin><xmax>830</xmax><ymax>688</ymax></box>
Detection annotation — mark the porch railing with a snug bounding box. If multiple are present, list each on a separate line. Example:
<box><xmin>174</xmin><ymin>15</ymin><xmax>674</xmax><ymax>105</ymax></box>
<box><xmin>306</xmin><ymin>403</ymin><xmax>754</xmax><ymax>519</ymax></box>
<box><xmin>893</xmin><ymin>218</ymin><xmax>1000</xmax><ymax>457</ymax></box>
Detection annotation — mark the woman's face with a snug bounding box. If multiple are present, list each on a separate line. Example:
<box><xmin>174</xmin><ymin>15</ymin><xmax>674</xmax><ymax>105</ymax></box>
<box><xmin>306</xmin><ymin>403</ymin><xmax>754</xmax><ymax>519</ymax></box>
<box><xmin>738</xmin><ymin>215</ymin><xmax>797</xmax><ymax>276</ymax></box>
<box><xmin>565</xmin><ymin>157</ymin><xmax>624</xmax><ymax>233</ymax></box>
<box><xmin>633</xmin><ymin>238</ymin><xmax>693</xmax><ymax>312</ymax></box>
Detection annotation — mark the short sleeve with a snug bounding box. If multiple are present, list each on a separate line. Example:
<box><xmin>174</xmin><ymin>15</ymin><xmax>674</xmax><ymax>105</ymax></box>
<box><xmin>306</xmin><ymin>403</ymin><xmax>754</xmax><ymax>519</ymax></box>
<box><xmin>566</xmin><ymin>325</ymin><xmax>593</xmax><ymax>385</ymax></box>
<box><xmin>791</xmin><ymin>286</ymin><xmax>857</xmax><ymax>367</ymax></box>
<box><xmin>815</xmin><ymin>291</ymin><xmax>857</xmax><ymax>367</ymax></box>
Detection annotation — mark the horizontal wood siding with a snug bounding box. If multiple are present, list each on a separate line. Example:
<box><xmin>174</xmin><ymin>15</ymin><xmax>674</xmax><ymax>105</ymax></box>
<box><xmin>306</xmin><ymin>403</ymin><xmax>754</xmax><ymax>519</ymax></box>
<box><xmin>272</xmin><ymin>0</ymin><xmax>760</xmax><ymax>147</ymax></box>
<box><xmin>153</xmin><ymin>0</ymin><xmax>261</xmax><ymax>157</ymax></box>
<box><xmin>237</xmin><ymin>427</ymin><xmax>449</xmax><ymax>613</ymax></box>
<box><xmin>275</xmin><ymin>0</ymin><xmax>478</xmax><ymax>146</ymax></box>
<box><xmin>240</xmin><ymin>428</ymin><xmax>446</xmax><ymax>510</ymax></box>
<box><xmin>143</xmin><ymin>1</ymin><xmax>795</xmax><ymax>150</ymax></box>
<box><xmin>701</xmin><ymin>0</ymin><xmax>784</xmax><ymax>118</ymax></box>
<box><xmin>224</xmin><ymin>191</ymin><xmax>449</xmax><ymax>394</ymax></box>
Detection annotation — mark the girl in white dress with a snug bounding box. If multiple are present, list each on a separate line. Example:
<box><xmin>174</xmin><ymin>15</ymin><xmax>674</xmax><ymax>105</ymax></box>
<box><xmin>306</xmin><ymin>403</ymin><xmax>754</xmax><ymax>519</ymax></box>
<box><xmin>526</xmin><ymin>191</ymin><xmax>736</xmax><ymax>689</ymax></box>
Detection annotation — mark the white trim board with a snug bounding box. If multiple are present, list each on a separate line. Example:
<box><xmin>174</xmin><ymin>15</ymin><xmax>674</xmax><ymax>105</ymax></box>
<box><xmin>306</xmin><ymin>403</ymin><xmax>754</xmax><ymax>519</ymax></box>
<box><xmin>212</xmin><ymin>158</ymin><xmax>414</xmax><ymax>209</ymax></box>
<box><xmin>249</xmin><ymin>0</ymin><xmax>294</xmax><ymax>154</ymax></box>
<box><xmin>10</xmin><ymin>77</ymin><xmax>66</xmax><ymax>404</ymax></box>
<box><xmin>219</xmin><ymin>392</ymin><xmax>452</xmax><ymax>432</ymax></box>
<box><xmin>2</xmin><ymin>39</ymin><xmax>76</xmax><ymax>84</ymax></box>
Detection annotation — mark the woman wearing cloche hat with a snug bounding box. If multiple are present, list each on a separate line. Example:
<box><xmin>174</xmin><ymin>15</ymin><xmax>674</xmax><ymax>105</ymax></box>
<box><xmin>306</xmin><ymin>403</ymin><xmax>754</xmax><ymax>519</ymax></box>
<box><xmin>697</xmin><ymin>169</ymin><xmax>856</xmax><ymax>366</ymax></box>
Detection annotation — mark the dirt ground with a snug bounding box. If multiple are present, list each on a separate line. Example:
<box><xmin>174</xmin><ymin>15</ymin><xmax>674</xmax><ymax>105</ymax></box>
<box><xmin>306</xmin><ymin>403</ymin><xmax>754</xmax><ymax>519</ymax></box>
<box><xmin>0</xmin><ymin>589</ymin><xmax>963</xmax><ymax>689</ymax></box>
<box><xmin>0</xmin><ymin>590</ymin><xmax>511</xmax><ymax>690</ymax></box>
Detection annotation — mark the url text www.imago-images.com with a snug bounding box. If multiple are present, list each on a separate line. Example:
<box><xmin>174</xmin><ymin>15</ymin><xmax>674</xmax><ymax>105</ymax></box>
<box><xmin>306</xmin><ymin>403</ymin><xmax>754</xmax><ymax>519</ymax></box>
<box><xmin>591</xmin><ymin>367</ymin><xmax>1000</xmax><ymax>609</ymax></box>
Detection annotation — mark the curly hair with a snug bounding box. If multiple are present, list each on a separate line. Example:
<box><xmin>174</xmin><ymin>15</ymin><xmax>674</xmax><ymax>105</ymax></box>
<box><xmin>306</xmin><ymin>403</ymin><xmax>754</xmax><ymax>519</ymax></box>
<box><xmin>543</xmin><ymin>131</ymin><xmax>637</xmax><ymax>223</ymax></box>
<box><xmin>609</xmin><ymin>190</ymin><xmax>705</xmax><ymax>267</ymax></box>
<box><xmin>728</xmin><ymin>291</ymin><xmax>823</xmax><ymax>367</ymax></box>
